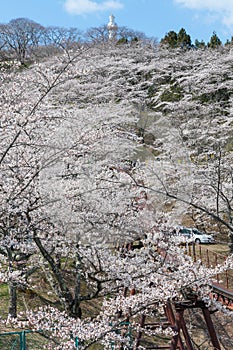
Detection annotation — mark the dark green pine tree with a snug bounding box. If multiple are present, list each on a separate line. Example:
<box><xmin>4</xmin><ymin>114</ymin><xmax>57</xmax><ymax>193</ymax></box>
<box><xmin>160</xmin><ymin>30</ymin><xmax>178</xmax><ymax>48</ymax></box>
<box><xmin>208</xmin><ymin>31</ymin><xmax>222</xmax><ymax>48</ymax></box>
<box><xmin>177</xmin><ymin>28</ymin><xmax>191</xmax><ymax>48</ymax></box>
<box><xmin>194</xmin><ymin>39</ymin><xmax>206</xmax><ymax>49</ymax></box>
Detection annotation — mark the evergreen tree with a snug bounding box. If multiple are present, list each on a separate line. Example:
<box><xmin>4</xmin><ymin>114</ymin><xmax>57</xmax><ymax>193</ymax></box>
<box><xmin>208</xmin><ymin>31</ymin><xmax>222</xmax><ymax>48</ymax></box>
<box><xmin>161</xmin><ymin>28</ymin><xmax>192</xmax><ymax>49</ymax></box>
<box><xmin>225</xmin><ymin>36</ymin><xmax>233</xmax><ymax>46</ymax></box>
<box><xmin>194</xmin><ymin>39</ymin><xmax>206</xmax><ymax>49</ymax></box>
<box><xmin>160</xmin><ymin>30</ymin><xmax>178</xmax><ymax>48</ymax></box>
<box><xmin>177</xmin><ymin>28</ymin><xmax>191</xmax><ymax>48</ymax></box>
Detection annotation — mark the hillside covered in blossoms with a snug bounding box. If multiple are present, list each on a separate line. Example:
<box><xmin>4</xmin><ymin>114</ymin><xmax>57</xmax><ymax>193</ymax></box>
<box><xmin>0</xmin><ymin>34</ymin><xmax>233</xmax><ymax>349</ymax></box>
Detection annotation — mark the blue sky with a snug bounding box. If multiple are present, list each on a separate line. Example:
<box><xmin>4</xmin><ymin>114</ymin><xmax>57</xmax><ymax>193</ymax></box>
<box><xmin>1</xmin><ymin>0</ymin><xmax>233</xmax><ymax>44</ymax></box>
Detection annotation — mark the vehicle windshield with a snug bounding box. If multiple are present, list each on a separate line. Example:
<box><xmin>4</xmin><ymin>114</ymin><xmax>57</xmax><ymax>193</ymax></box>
<box><xmin>192</xmin><ymin>229</ymin><xmax>203</xmax><ymax>235</ymax></box>
<box><xmin>180</xmin><ymin>228</ymin><xmax>192</xmax><ymax>234</ymax></box>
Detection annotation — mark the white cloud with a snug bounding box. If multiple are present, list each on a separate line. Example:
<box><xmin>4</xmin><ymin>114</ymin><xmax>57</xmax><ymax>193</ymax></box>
<box><xmin>64</xmin><ymin>0</ymin><xmax>124</xmax><ymax>15</ymax></box>
<box><xmin>175</xmin><ymin>0</ymin><xmax>233</xmax><ymax>10</ymax></box>
<box><xmin>175</xmin><ymin>0</ymin><xmax>233</xmax><ymax>27</ymax></box>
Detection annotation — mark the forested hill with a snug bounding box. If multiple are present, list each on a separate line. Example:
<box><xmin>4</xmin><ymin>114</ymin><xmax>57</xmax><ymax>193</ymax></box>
<box><xmin>3</xmin><ymin>41</ymin><xmax>233</xmax><ymax>140</ymax></box>
<box><xmin>24</xmin><ymin>42</ymin><xmax>233</xmax><ymax>157</ymax></box>
<box><xmin>1</xmin><ymin>41</ymin><xmax>233</xmax><ymax>235</ymax></box>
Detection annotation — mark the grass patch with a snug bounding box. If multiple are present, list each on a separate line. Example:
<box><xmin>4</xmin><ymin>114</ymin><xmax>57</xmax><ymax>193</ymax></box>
<box><xmin>0</xmin><ymin>283</ymin><xmax>8</xmax><ymax>297</ymax></box>
<box><xmin>195</xmin><ymin>87</ymin><xmax>231</xmax><ymax>105</ymax></box>
<box><xmin>160</xmin><ymin>84</ymin><xmax>184</xmax><ymax>102</ymax></box>
<box><xmin>0</xmin><ymin>283</ymin><xmax>9</xmax><ymax>320</ymax></box>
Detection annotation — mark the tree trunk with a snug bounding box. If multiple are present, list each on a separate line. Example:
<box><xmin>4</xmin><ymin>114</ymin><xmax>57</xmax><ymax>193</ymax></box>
<box><xmin>33</xmin><ymin>235</ymin><xmax>82</xmax><ymax>318</ymax></box>
<box><xmin>228</xmin><ymin>233</ymin><xmax>233</xmax><ymax>253</ymax></box>
<box><xmin>8</xmin><ymin>282</ymin><xmax>17</xmax><ymax>318</ymax></box>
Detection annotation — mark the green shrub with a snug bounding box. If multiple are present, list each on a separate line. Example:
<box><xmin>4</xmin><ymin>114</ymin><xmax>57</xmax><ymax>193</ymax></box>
<box><xmin>160</xmin><ymin>84</ymin><xmax>184</xmax><ymax>102</ymax></box>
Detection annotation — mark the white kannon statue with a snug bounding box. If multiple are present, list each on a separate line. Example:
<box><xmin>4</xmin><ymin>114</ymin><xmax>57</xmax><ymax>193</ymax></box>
<box><xmin>107</xmin><ymin>14</ymin><xmax>117</xmax><ymax>40</ymax></box>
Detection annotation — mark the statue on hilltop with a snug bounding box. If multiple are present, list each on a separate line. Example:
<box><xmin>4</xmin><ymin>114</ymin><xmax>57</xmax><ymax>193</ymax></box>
<box><xmin>107</xmin><ymin>14</ymin><xmax>118</xmax><ymax>40</ymax></box>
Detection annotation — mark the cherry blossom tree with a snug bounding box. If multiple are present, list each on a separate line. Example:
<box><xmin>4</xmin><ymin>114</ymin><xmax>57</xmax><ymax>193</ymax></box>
<box><xmin>11</xmin><ymin>228</ymin><xmax>233</xmax><ymax>349</ymax></box>
<box><xmin>140</xmin><ymin>46</ymin><xmax>233</xmax><ymax>248</ymax></box>
<box><xmin>0</xmin><ymin>42</ymin><xmax>157</xmax><ymax>318</ymax></box>
<box><xmin>1</xmin><ymin>39</ymin><xmax>233</xmax><ymax>349</ymax></box>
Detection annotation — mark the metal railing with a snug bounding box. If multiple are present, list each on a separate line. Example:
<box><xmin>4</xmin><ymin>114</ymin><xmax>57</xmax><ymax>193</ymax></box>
<box><xmin>0</xmin><ymin>330</ymin><xmax>47</xmax><ymax>350</ymax></box>
<box><xmin>0</xmin><ymin>330</ymin><xmax>27</xmax><ymax>350</ymax></box>
<box><xmin>0</xmin><ymin>329</ymin><xmax>85</xmax><ymax>349</ymax></box>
